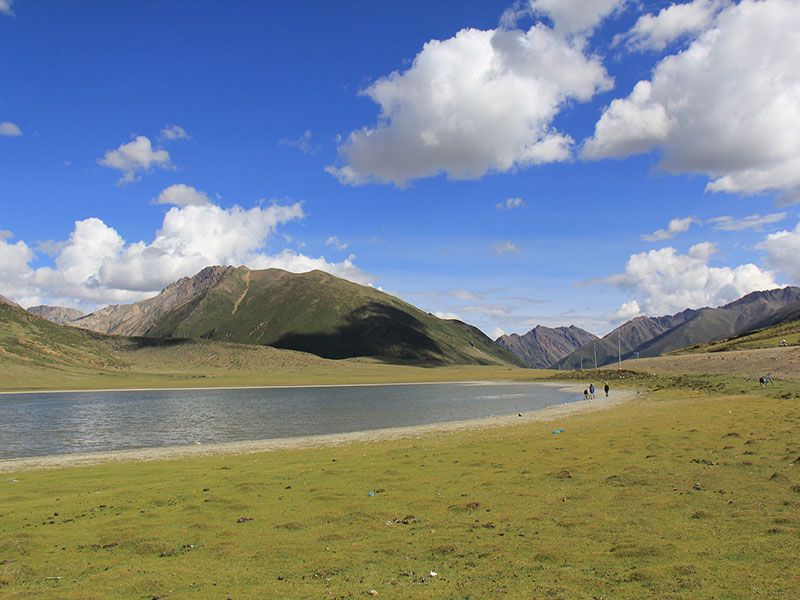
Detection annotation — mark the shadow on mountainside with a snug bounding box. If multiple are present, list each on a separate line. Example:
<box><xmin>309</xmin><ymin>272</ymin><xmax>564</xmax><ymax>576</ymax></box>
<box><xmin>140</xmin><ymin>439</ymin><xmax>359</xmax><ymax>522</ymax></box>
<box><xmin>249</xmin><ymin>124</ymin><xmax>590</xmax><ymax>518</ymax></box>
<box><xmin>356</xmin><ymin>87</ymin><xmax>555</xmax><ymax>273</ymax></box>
<box><xmin>271</xmin><ymin>302</ymin><xmax>446</xmax><ymax>363</ymax></box>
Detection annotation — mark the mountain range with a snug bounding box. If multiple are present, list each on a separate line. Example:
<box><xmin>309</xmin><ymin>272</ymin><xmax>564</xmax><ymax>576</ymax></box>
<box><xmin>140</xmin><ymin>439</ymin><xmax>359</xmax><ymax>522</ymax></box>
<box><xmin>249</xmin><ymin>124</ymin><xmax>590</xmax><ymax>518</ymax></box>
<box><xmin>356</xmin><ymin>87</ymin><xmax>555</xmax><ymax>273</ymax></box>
<box><xmin>551</xmin><ymin>286</ymin><xmax>800</xmax><ymax>370</ymax></box>
<box><xmin>496</xmin><ymin>325</ymin><xmax>599</xmax><ymax>368</ymax></box>
<box><xmin>24</xmin><ymin>266</ymin><xmax>523</xmax><ymax>367</ymax></box>
<box><xmin>15</xmin><ymin>266</ymin><xmax>800</xmax><ymax>371</ymax></box>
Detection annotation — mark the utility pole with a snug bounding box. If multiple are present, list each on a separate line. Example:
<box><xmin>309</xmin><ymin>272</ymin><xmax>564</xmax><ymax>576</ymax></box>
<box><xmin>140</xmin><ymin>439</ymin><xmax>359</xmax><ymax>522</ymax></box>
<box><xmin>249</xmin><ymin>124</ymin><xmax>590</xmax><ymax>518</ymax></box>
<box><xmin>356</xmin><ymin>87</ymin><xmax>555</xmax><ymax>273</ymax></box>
<box><xmin>618</xmin><ymin>333</ymin><xmax>622</xmax><ymax>370</ymax></box>
<box><xmin>593</xmin><ymin>343</ymin><xmax>597</xmax><ymax>369</ymax></box>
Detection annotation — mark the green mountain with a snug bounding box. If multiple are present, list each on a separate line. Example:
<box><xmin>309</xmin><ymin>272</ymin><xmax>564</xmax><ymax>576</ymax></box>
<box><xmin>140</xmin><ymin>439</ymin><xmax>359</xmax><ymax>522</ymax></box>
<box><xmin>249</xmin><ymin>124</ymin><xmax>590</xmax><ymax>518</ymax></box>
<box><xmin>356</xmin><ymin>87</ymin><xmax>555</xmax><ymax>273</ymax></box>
<box><xmin>68</xmin><ymin>267</ymin><xmax>524</xmax><ymax>366</ymax></box>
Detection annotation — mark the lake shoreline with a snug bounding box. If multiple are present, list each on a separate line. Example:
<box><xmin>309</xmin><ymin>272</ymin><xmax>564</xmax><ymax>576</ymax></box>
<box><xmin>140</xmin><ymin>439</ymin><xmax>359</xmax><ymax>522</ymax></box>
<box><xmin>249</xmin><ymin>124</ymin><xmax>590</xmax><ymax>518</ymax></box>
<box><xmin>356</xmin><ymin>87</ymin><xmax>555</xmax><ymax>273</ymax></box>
<box><xmin>0</xmin><ymin>383</ymin><xmax>638</xmax><ymax>472</ymax></box>
<box><xmin>0</xmin><ymin>379</ymin><xmax>536</xmax><ymax>396</ymax></box>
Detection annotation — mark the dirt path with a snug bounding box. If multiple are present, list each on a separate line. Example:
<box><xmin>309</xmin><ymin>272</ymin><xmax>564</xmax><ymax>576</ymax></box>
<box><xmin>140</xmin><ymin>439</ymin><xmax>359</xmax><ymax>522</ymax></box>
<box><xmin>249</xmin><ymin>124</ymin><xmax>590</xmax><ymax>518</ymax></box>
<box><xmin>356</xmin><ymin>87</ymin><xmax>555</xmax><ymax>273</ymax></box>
<box><xmin>230</xmin><ymin>269</ymin><xmax>250</xmax><ymax>316</ymax></box>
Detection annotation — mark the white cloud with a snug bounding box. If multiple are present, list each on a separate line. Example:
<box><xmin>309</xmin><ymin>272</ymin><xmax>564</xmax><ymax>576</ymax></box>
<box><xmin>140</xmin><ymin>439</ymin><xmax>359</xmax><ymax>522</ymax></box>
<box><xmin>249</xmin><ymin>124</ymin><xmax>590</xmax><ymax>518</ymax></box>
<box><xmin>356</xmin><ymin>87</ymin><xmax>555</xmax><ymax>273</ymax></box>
<box><xmin>325</xmin><ymin>236</ymin><xmax>348</xmax><ymax>251</ymax></box>
<box><xmin>434</xmin><ymin>311</ymin><xmax>463</xmax><ymax>321</ymax></box>
<box><xmin>327</xmin><ymin>22</ymin><xmax>612</xmax><ymax>186</ymax></box>
<box><xmin>642</xmin><ymin>216</ymin><xmax>696</xmax><ymax>241</ymax></box>
<box><xmin>491</xmin><ymin>327</ymin><xmax>507</xmax><ymax>340</ymax></box>
<box><xmin>758</xmin><ymin>220</ymin><xmax>800</xmax><ymax>282</ymax></box>
<box><xmin>154</xmin><ymin>184</ymin><xmax>211</xmax><ymax>206</ymax></box>
<box><xmin>159</xmin><ymin>125</ymin><xmax>191</xmax><ymax>142</ymax></box>
<box><xmin>97</xmin><ymin>136</ymin><xmax>173</xmax><ymax>184</ymax></box>
<box><xmin>608</xmin><ymin>300</ymin><xmax>641</xmax><ymax>322</ymax></box>
<box><xmin>594</xmin><ymin>243</ymin><xmax>779</xmax><ymax>315</ymax></box>
<box><xmin>615</xmin><ymin>0</ymin><xmax>727</xmax><ymax>51</ymax></box>
<box><xmin>583</xmin><ymin>0</ymin><xmax>800</xmax><ymax>203</ymax></box>
<box><xmin>0</xmin><ymin>121</ymin><xmax>22</xmax><ymax>136</ymax></box>
<box><xmin>504</xmin><ymin>0</ymin><xmax>627</xmax><ymax>35</ymax></box>
<box><xmin>707</xmin><ymin>212</ymin><xmax>787</xmax><ymax>231</ymax></box>
<box><xmin>0</xmin><ymin>234</ymin><xmax>34</xmax><ymax>301</ymax></box>
<box><xmin>496</xmin><ymin>197</ymin><xmax>525</xmax><ymax>211</ymax></box>
<box><xmin>0</xmin><ymin>0</ymin><xmax>13</xmax><ymax>16</ymax></box>
<box><xmin>1</xmin><ymin>200</ymin><xmax>371</xmax><ymax>310</ymax></box>
<box><xmin>687</xmin><ymin>241</ymin><xmax>717</xmax><ymax>260</ymax></box>
<box><xmin>490</xmin><ymin>241</ymin><xmax>521</xmax><ymax>255</ymax></box>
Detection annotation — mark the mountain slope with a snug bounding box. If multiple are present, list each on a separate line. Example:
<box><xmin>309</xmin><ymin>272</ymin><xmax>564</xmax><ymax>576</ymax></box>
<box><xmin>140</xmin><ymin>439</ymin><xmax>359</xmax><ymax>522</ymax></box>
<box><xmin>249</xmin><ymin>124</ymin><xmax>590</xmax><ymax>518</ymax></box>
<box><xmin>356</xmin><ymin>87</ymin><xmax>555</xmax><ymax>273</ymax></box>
<box><xmin>69</xmin><ymin>266</ymin><xmax>524</xmax><ymax>366</ymax></box>
<box><xmin>636</xmin><ymin>287</ymin><xmax>800</xmax><ymax>358</ymax></box>
<box><xmin>496</xmin><ymin>325</ymin><xmax>598</xmax><ymax>368</ymax></box>
<box><xmin>70</xmin><ymin>266</ymin><xmax>234</xmax><ymax>336</ymax></box>
<box><xmin>554</xmin><ymin>286</ymin><xmax>800</xmax><ymax>369</ymax></box>
<box><xmin>553</xmin><ymin>309</ymin><xmax>701</xmax><ymax>370</ymax></box>
<box><xmin>0</xmin><ymin>301</ymin><xmax>128</xmax><ymax>373</ymax></box>
<box><xmin>743</xmin><ymin>299</ymin><xmax>800</xmax><ymax>331</ymax></box>
<box><xmin>27</xmin><ymin>305</ymin><xmax>85</xmax><ymax>325</ymax></box>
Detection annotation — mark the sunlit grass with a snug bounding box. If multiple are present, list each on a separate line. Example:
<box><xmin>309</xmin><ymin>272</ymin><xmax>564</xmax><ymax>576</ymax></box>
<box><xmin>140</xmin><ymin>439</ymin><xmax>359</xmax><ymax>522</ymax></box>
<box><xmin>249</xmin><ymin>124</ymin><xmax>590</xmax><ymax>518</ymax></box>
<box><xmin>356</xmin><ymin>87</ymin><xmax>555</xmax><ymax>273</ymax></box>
<box><xmin>2</xmin><ymin>378</ymin><xmax>799</xmax><ymax>598</ymax></box>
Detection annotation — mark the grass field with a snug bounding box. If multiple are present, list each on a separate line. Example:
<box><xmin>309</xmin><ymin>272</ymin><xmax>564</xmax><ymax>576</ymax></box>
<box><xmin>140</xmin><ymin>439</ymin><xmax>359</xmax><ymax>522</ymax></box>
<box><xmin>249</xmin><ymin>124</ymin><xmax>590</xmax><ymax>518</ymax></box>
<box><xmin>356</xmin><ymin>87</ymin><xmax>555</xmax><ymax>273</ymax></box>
<box><xmin>2</xmin><ymin>374</ymin><xmax>799</xmax><ymax>599</ymax></box>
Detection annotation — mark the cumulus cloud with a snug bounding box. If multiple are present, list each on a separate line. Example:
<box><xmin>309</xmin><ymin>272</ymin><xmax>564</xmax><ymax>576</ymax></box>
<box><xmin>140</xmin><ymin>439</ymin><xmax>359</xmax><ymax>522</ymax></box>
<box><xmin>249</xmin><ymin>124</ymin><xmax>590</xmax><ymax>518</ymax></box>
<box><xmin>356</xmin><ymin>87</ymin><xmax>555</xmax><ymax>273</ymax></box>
<box><xmin>758</xmin><ymin>221</ymin><xmax>800</xmax><ymax>282</ymax></box>
<box><xmin>0</xmin><ymin>234</ymin><xmax>35</xmax><ymax>302</ymax></box>
<box><xmin>0</xmin><ymin>0</ymin><xmax>13</xmax><ymax>16</ymax></box>
<box><xmin>615</xmin><ymin>0</ymin><xmax>727</xmax><ymax>51</ymax></box>
<box><xmin>491</xmin><ymin>327</ymin><xmax>508</xmax><ymax>339</ymax></box>
<box><xmin>593</xmin><ymin>243</ymin><xmax>779</xmax><ymax>315</ymax></box>
<box><xmin>583</xmin><ymin>0</ymin><xmax>800</xmax><ymax>203</ymax></box>
<box><xmin>1</xmin><ymin>200</ymin><xmax>370</xmax><ymax>310</ymax></box>
<box><xmin>503</xmin><ymin>0</ymin><xmax>627</xmax><ymax>35</ymax></box>
<box><xmin>246</xmin><ymin>249</ymin><xmax>368</xmax><ymax>285</ymax></box>
<box><xmin>641</xmin><ymin>216</ymin><xmax>696</xmax><ymax>241</ymax></box>
<box><xmin>159</xmin><ymin>125</ymin><xmax>191</xmax><ymax>142</ymax></box>
<box><xmin>0</xmin><ymin>121</ymin><xmax>22</xmax><ymax>136</ymax></box>
<box><xmin>97</xmin><ymin>136</ymin><xmax>173</xmax><ymax>184</ymax></box>
<box><xmin>327</xmin><ymin>20</ymin><xmax>613</xmax><ymax>186</ymax></box>
<box><xmin>490</xmin><ymin>241</ymin><xmax>522</xmax><ymax>255</ymax></box>
<box><xmin>608</xmin><ymin>300</ymin><xmax>641</xmax><ymax>321</ymax></box>
<box><xmin>707</xmin><ymin>212</ymin><xmax>787</xmax><ymax>231</ymax></box>
<box><xmin>496</xmin><ymin>197</ymin><xmax>525</xmax><ymax>211</ymax></box>
<box><xmin>154</xmin><ymin>184</ymin><xmax>211</xmax><ymax>206</ymax></box>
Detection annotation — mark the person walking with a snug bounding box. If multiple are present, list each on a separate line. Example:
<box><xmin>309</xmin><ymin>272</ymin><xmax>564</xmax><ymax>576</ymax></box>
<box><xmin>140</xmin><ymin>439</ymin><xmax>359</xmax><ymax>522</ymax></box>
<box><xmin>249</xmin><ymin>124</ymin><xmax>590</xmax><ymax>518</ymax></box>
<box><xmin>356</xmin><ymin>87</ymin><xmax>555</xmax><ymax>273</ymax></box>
<box><xmin>589</xmin><ymin>383</ymin><xmax>595</xmax><ymax>399</ymax></box>
<box><xmin>604</xmin><ymin>382</ymin><xmax>610</xmax><ymax>397</ymax></box>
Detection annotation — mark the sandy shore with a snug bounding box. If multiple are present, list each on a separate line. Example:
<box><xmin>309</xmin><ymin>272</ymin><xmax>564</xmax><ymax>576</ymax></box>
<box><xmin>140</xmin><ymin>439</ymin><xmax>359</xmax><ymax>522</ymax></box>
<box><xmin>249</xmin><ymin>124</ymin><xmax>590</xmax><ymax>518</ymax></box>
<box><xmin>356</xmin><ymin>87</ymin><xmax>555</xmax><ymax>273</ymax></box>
<box><xmin>0</xmin><ymin>383</ymin><xmax>638</xmax><ymax>473</ymax></box>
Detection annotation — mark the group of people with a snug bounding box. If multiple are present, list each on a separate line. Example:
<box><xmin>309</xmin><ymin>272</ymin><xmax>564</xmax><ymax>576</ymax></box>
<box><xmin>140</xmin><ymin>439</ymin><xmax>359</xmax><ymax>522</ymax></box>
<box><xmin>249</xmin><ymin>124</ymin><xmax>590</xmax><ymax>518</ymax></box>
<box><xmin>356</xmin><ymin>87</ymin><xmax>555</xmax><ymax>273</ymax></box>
<box><xmin>584</xmin><ymin>382</ymin><xmax>610</xmax><ymax>399</ymax></box>
<box><xmin>759</xmin><ymin>373</ymin><xmax>774</xmax><ymax>387</ymax></box>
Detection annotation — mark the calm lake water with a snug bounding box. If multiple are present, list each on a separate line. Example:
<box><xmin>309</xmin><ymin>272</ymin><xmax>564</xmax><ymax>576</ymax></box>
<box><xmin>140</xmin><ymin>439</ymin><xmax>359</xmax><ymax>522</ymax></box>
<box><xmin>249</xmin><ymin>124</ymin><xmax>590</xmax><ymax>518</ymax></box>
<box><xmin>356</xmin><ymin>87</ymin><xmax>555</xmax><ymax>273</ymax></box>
<box><xmin>0</xmin><ymin>382</ymin><xmax>579</xmax><ymax>459</ymax></box>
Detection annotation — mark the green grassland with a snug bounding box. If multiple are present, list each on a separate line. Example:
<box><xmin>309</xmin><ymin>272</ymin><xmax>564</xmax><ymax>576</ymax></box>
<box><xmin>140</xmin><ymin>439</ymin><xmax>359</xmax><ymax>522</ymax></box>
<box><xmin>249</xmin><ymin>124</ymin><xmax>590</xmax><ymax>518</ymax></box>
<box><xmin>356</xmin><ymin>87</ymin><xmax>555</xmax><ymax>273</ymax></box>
<box><xmin>2</xmin><ymin>375</ymin><xmax>800</xmax><ymax>599</ymax></box>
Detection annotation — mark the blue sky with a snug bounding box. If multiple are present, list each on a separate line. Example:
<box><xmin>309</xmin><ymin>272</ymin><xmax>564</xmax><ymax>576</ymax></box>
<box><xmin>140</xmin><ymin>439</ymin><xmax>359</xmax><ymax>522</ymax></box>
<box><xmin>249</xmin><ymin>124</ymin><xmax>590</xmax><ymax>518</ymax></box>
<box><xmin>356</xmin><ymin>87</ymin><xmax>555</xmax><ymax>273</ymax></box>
<box><xmin>2</xmin><ymin>0</ymin><xmax>800</xmax><ymax>338</ymax></box>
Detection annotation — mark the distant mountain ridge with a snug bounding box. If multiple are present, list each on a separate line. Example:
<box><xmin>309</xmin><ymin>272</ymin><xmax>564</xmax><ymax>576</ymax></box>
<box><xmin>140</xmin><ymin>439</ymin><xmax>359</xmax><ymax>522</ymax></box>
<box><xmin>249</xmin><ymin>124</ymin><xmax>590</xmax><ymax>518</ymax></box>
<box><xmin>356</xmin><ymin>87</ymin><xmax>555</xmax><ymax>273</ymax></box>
<box><xmin>496</xmin><ymin>325</ymin><xmax>598</xmax><ymax>368</ymax></box>
<box><xmin>27</xmin><ymin>305</ymin><xmax>85</xmax><ymax>325</ymax></box>
<box><xmin>26</xmin><ymin>266</ymin><xmax>524</xmax><ymax>367</ymax></box>
<box><xmin>553</xmin><ymin>286</ymin><xmax>800</xmax><ymax>369</ymax></box>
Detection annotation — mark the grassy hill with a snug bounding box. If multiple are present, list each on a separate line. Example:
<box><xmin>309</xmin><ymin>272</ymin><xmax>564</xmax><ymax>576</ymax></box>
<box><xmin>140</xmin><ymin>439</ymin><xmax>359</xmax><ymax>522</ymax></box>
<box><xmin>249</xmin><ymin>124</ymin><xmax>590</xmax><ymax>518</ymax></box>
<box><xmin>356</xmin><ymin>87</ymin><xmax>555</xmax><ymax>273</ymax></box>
<box><xmin>0</xmin><ymin>301</ymin><xmax>534</xmax><ymax>391</ymax></box>
<box><xmin>144</xmin><ymin>267</ymin><xmax>523</xmax><ymax>366</ymax></box>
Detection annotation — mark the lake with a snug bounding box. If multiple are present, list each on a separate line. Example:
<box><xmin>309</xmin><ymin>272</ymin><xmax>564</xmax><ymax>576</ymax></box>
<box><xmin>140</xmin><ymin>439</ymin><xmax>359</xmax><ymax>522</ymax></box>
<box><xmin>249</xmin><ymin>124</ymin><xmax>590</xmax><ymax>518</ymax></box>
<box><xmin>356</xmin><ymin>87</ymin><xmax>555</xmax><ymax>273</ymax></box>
<box><xmin>0</xmin><ymin>382</ymin><xmax>580</xmax><ymax>459</ymax></box>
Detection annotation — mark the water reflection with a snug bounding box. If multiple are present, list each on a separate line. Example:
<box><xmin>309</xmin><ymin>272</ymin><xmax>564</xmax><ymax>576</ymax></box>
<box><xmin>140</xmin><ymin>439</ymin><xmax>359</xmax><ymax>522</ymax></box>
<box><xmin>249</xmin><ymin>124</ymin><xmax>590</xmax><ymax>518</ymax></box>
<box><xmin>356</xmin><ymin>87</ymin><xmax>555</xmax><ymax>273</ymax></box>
<box><xmin>0</xmin><ymin>382</ymin><xmax>579</xmax><ymax>459</ymax></box>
